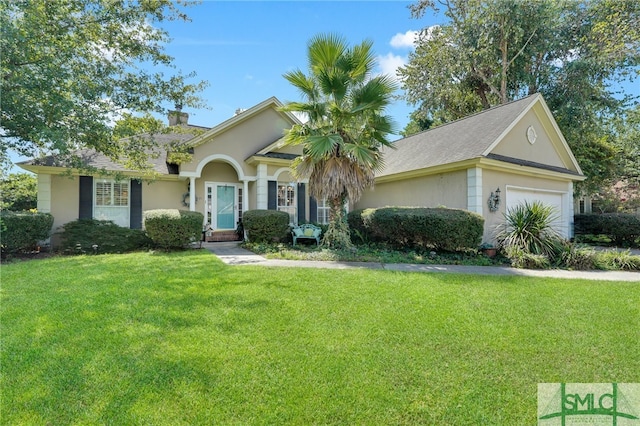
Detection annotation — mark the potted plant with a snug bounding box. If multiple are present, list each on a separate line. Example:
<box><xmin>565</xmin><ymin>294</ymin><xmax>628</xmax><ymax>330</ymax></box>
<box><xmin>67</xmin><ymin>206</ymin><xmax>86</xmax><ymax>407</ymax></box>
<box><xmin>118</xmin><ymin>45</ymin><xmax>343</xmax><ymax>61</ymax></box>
<box><xmin>480</xmin><ymin>242</ymin><xmax>498</xmax><ymax>258</ymax></box>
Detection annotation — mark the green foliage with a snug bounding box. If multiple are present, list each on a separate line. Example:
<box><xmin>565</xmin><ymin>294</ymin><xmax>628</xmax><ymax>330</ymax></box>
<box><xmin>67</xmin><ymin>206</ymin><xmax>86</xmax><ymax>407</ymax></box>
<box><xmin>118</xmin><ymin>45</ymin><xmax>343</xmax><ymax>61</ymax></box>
<box><xmin>0</xmin><ymin>0</ymin><xmax>208</xmax><ymax>171</ymax></box>
<box><xmin>574</xmin><ymin>213</ymin><xmax>640</xmax><ymax>247</ymax></box>
<box><xmin>143</xmin><ymin>209</ymin><xmax>203</xmax><ymax>250</ymax></box>
<box><xmin>242</xmin><ymin>210</ymin><xmax>290</xmax><ymax>243</ymax></box>
<box><xmin>348</xmin><ymin>207</ymin><xmax>484</xmax><ymax>251</ymax></box>
<box><xmin>58</xmin><ymin>219</ymin><xmax>152</xmax><ymax>254</ymax></box>
<box><xmin>0</xmin><ymin>211</ymin><xmax>53</xmax><ymax>254</ymax></box>
<box><xmin>281</xmin><ymin>33</ymin><xmax>398</xmax><ymax>249</ymax></box>
<box><xmin>0</xmin><ymin>173</ymin><xmax>37</xmax><ymax>211</ymax></box>
<box><xmin>504</xmin><ymin>247</ymin><xmax>551</xmax><ymax>270</ymax></box>
<box><xmin>496</xmin><ymin>201</ymin><xmax>563</xmax><ymax>259</ymax></box>
<box><xmin>243</xmin><ymin>241</ymin><xmax>500</xmax><ymax>266</ymax></box>
<box><xmin>400</xmin><ymin>0</ymin><xmax>640</xmax><ymax>193</ymax></box>
<box><xmin>556</xmin><ymin>243</ymin><xmax>598</xmax><ymax>271</ymax></box>
<box><xmin>594</xmin><ymin>249</ymin><xmax>640</xmax><ymax>271</ymax></box>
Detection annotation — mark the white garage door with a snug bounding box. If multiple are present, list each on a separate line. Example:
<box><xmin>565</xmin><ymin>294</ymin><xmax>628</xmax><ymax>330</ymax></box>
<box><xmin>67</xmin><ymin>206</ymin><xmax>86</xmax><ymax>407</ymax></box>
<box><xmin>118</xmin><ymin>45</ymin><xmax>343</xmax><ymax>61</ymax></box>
<box><xmin>506</xmin><ymin>187</ymin><xmax>568</xmax><ymax>237</ymax></box>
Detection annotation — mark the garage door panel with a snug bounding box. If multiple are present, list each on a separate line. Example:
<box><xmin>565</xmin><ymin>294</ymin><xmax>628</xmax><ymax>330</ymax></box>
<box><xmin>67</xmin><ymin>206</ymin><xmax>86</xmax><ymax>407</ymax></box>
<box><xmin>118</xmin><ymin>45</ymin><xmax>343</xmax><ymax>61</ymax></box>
<box><xmin>506</xmin><ymin>188</ymin><xmax>567</xmax><ymax>237</ymax></box>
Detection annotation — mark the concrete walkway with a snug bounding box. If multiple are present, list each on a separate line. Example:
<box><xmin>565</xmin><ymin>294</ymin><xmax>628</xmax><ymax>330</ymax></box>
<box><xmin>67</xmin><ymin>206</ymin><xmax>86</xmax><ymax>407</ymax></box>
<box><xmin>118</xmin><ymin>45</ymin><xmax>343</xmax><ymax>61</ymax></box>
<box><xmin>202</xmin><ymin>242</ymin><xmax>640</xmax><ymax>282</ymax></box>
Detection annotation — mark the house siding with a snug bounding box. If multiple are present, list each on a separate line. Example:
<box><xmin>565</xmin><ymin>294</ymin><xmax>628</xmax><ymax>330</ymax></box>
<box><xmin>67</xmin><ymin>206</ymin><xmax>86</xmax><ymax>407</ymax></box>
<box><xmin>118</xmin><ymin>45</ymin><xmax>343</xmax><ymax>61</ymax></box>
<box><xmin>184</xmin><ymin>108</ymin><xmax>291</xmax><ymax>177</ymax></box>
<box><xmin>357</xmin><ymin>171</ymin><xmax>468</xmax><ymax>210</ymax></box>
<box><xmin>491</xmin><ymin>109</ymin><xmax>567</xmax><ymax>169</ymax></box>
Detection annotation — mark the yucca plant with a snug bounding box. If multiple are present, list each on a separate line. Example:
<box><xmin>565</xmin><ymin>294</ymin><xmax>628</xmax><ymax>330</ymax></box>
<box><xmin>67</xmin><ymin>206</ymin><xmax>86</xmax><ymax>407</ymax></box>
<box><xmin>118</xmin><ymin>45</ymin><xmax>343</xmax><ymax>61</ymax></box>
<box><xmin>496</xmin><ymin>201</ymin><xmax>563</xmax><ymax>259</ymax></box>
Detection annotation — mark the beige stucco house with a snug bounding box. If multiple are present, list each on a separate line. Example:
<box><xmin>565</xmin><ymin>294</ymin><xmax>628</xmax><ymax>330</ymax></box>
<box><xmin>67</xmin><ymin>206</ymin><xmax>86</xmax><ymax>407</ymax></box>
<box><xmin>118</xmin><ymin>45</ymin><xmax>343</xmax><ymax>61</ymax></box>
<box><xmin>18</xmin><ymin>93</ymin><xmax>585</xmax><ymax>246</ymax></box>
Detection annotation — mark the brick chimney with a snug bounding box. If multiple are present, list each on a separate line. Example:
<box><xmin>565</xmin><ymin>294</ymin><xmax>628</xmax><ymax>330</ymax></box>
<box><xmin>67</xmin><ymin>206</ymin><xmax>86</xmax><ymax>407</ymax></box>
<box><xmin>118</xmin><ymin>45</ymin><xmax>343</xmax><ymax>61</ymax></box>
<box><xmin>168</xmin><ymin>104</ymin><xmax>189</xmax><ymax>126</ymax></box>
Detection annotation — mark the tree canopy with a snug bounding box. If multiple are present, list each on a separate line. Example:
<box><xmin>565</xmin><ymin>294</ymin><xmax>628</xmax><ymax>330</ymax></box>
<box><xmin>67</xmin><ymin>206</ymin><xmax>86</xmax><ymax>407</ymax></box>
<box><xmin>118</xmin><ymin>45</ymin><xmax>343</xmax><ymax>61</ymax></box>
<box><xmin>281</xmin><ymin>34</ymin><xmax>397</xmax><ymax>248</ymax></box>
<box><xmin>1</xmin><ymin>0</ymin><xmax>208</xmax><ymax>174</ymax></box>
<box><xmin>399</xmin><ymin>0</ymin><xmax>640</xmax><ymax>193</ymax></box>
<box><xmin>0</xmin><ymin>173</ymin><xmax>37</xmax><ymax>211</ymax></box>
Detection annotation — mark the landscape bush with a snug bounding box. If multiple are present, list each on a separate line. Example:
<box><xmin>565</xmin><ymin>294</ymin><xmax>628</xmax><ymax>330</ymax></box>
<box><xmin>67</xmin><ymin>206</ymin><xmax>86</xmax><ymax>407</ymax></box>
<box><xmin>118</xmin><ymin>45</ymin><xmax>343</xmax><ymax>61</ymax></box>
<box><xmin>0</xmin><ymin>211</ymin><xmax>54</xmax><ymax>254</ymax></box>
<box><xmin>574</xmin><ymin>213</ymin><xmax>640</xmax><ymax>247</ymax></box>
<box><xmin>58</xmin><ymin>219</ymin><xmax>152</xmax><ymax>254</ymax></box>
<box><xmin>144</xmin><ymin>209</ymin><xmax>203</xmax><ymax>250</ymax></box>
<box><xmin>242</xmin><ymin>210</ymin><xmax>291</xmax><ymax>243</ymax></box>
<box><xmin>496</xmin><ymin>201</ymin><xmax>563</xmax><ymax>258</ymax></box>
<box><xmin>347</xmin><ymin>207</ymin><xmax>484</xmax><ymax>251</ymax></box>
<box><xmin>593</xmin><ymin>249</ymin><xmax>640</xmax><ymax>271</ymax></box>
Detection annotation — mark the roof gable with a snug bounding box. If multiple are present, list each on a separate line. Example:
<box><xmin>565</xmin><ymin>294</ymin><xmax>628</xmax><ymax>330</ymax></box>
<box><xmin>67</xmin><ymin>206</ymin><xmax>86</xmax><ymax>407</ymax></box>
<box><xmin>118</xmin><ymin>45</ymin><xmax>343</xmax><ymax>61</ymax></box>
<box><xmin>185</xmin><ymin>97</ymin><xmax>301</xmax><ymax>149</ymax></box>
<box><xmin>378</xmin><ymin>94</ymin><xmax>582</xmax><ymax>178</ymax></box>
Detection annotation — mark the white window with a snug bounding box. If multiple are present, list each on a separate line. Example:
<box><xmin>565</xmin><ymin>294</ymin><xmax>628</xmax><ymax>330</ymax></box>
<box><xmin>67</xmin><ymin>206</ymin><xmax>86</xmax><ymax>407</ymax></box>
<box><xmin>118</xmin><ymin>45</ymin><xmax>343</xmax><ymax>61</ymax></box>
<box><xmin>94</xmin><ymin>180</ymin><xmax>130</xmax><ymax>227</ymax></box>
<box><xmin>317</xmin><ymin>198</ymin><xmax>330</xmax><ymax>225</ymax></box>
<box><xmin>317</xmin><ymin>198</ymin><xmax>349</xmax><ymax>225</ymax></box>
<box><xmin>277</xmin><ymin>182</ymin><xmax>296</xmax><ymax>225</ymax></box>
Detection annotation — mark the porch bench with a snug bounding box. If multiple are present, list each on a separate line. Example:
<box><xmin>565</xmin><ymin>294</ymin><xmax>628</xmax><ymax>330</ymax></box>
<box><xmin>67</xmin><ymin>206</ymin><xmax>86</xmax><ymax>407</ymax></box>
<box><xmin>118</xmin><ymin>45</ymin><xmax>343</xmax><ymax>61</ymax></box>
<box><xmin>291</xmin><ymin>224</ymin><xmax>322</xmax><ymax>246</ymax></box>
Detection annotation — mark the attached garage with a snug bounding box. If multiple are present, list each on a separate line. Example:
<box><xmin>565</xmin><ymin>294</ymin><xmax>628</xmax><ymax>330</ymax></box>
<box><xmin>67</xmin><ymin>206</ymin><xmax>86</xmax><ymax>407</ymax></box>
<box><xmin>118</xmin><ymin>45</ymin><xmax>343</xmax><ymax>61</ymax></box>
<box><xmin>357</xmin><ymin>93</ymin><xmax>586</xmax><ymax>243</ymax></box>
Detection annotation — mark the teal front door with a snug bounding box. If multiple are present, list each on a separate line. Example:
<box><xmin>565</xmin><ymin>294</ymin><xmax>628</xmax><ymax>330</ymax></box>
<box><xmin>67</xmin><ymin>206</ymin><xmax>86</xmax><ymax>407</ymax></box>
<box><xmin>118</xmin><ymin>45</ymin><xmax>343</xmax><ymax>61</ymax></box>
<box><xmin>205</xmin><ymin>183</ymin><xmax>237</xmax><ymax>230</ymax></box>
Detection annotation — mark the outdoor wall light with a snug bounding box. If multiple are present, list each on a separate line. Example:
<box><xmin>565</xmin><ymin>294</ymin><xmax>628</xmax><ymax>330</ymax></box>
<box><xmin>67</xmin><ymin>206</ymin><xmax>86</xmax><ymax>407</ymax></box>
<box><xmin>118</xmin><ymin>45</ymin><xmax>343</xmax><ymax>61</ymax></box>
<box><xmin>488</xmin><ymin>187</ymin><xmax>501</xmax><ymax>212</ymax></box>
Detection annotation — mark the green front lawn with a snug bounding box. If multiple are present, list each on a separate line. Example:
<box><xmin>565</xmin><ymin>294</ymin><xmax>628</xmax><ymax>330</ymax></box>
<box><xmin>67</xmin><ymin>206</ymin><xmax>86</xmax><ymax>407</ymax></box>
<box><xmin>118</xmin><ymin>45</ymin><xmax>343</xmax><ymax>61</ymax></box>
<box><xmin>2</xmin><ymin>251</ymin><xmax>638</xmax><ymax>424</ymax></box>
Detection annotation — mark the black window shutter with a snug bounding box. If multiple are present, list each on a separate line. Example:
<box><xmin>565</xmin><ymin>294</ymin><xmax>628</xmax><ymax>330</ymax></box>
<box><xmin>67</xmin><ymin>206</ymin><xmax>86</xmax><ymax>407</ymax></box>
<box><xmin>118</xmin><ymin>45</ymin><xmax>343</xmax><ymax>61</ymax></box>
<box><xmin>267</xmin><ymin>181</ymin><xmax>277</xmax><ymax>210</ymax></box>
<box><xmin>130</xmin><ymin>179</ymin><xmax>142</xmax><ymax>229</ymax></box>
<box><xmin>297</xmin><ymin>183</ymin><xmax>306</xmax><ymax>223</ymax></box>
<box><xmin>79</xmin><ymin>176</ymin><xmax>93</xmax><ymax>219</ymax></box>
<box><xmin>309</xmin><ymin>196</ymin><xmax>318</xmax><ymax>223</ymax></box>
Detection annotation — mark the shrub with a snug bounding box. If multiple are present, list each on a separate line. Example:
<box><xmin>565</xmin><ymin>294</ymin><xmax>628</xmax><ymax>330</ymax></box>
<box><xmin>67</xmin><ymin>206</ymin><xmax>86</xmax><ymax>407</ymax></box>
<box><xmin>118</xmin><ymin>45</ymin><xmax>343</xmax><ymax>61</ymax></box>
<box><xmin>144</xmin><ymin>209</ymin><xmax>204</xmax><ymax>250</ymax></box>
<box><xmin>58</xmin><ymin>219</ymin><xmax>152</xmax><ymax>254</ymax></box>
<box><xmin>347</xmin><ymin>207</ymin><xmax>484</xmax><ymax>251</ymax></box>
<box><xmin>496</xmin><ymin>201</ymin><xmax>563</xmax><ymax>258</ymax></box>
<box><xmin>242</xmin><ymin>210</ymin><xmax>290</xmax><ymax>243</ymax></box>
<box><xmin>505</xmin><ymin>246</ymin><xmax>551</xmax><ymax>269</ymax></box>
<box><xmin>557</xmin><ymin>243</ymin><xmax>597</xmax><ymax>270</ymax></box>
<box><xmin>0</xmin><ymin>211</ymin><xmax>54</xmax><ymax>254</ymax></box>
<box><xmin>574</xmin><ymin>213</ymin><xmax>640</xmax><ymax>247</ymax></box>
<box><xmin>593</xmin><ymin>249</ymin><xmax>640</xmax><ymax>271</ymax></box>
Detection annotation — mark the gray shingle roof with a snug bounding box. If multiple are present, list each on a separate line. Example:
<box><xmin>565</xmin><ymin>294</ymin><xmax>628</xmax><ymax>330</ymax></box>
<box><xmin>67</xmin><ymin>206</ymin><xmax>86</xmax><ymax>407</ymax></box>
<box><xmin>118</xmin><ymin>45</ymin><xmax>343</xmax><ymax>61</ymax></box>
<box><xmin>20</xmin><ymin>128</ymin><xmax>204</xmax><ymax>175</ymax></box>
<box><xmin>379</xmin><ymin>94</ymin><xmax>540</xmax><ymax>177</ymax></box>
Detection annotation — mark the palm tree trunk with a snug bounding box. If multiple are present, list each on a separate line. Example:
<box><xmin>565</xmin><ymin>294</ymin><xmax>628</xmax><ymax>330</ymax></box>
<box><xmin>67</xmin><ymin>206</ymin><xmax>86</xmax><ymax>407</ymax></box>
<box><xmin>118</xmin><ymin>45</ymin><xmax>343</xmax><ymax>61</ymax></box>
<box><xmin>322</xmin><ymin>194</ymin><xmax>353</xmax><ymax>249</ymax></box>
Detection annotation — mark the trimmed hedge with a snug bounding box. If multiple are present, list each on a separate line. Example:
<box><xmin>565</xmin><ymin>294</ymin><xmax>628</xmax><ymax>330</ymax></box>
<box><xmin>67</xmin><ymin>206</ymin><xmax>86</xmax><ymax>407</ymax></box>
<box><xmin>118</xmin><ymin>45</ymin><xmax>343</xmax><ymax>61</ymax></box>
<box><xmin>348</xmin><ymin>207</ymin><xmax>484</xmax><ymax>251</ymax></box>
<box><xmin>0</xmin><ymin>211</ymin><xmax>54</xmax><ymax>254</ymax></box>
<box><xmin>59</xmin><ymin>219</ymin><xmax>152</xmax><ymax>254</ymax></box>
<box><xmin>242</xmin><ymin>210</ymin><xmax>290</xmax><ymax>243</ymax></box>
<box><xmin>574</xmin><ymin>213</ymin><xmax>640</xmax><ymax>247</ymax></box>
<box><xmin>144</xmin><ymin>209</ymin><xmax>204</xmax><ymax>250</ymax></box>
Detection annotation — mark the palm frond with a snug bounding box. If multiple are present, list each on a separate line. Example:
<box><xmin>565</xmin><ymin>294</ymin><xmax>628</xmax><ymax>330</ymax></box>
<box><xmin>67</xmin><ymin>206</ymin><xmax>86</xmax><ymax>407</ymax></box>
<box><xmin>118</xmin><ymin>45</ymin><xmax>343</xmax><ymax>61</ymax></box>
<box><xmin>347</xmin><ymin>39</ymin><xmax>376</xmax><ymax>81</ymax></box>
<box><xmin>305</xmin><ymin>134</ymin><xmax>342</xmax><ymax>158</ymax></box>
<box><xmin>308</xmin><ymin>33</ymin><xmax>347</xmax><ymax>72</ymax></box>
<box><xmin>283</xmin><ymin>69</ymin><xmax>317</xmax><ymax>99</ymax></box>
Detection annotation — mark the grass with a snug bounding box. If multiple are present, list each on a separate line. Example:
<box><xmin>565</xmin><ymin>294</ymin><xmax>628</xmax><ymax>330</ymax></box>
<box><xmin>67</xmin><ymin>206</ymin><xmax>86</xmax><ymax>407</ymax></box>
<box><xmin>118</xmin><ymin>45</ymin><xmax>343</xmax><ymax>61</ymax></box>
<box><xmin>2</xmin><ymin>251</ymin><xmax>639</xmax><ymax>424</ymax></box>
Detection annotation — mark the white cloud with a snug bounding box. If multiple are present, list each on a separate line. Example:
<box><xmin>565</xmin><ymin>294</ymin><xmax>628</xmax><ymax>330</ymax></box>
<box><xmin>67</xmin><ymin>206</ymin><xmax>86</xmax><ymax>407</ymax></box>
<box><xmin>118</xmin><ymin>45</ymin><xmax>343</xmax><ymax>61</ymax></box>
<box><xmin>377</xmin><ymin>53</ymin><xmax>407</xmax><ymax>80</ymax></box>
<box><xmin>390</xmin><ymin>30</ymin><xmax>419</xmax><ymax>49</ymax></box>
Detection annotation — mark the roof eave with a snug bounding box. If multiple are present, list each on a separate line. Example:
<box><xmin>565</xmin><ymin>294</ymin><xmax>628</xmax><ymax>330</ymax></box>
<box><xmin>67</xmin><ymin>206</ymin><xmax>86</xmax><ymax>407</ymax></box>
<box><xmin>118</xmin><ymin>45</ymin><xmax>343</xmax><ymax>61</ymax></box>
<box><xmin>15</xmin><ymin>163</ymin><xmax>182</xmax><ymax>181</ymax></box>
<box><xmin>375</xmin><ymin>159</ymin><xmax>480</xmax><ymax>183</ymax></box>
<box><xmin>245</xmin><ymin>155</ymin><xmax>295</xmax><ymax>167</ymax></box>
<box><xmin>478</xmin><ymin>157</ymin><xmax>586</xmax><ymax>181</ymax></box>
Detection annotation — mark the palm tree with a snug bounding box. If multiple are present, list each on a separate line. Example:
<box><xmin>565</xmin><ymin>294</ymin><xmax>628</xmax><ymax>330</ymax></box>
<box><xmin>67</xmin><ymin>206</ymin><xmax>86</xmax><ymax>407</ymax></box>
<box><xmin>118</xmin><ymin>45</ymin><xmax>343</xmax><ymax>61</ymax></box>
<box><xmin>281</xmin><ymin>34</ymin><xmax>397</xmax><ymax>249</ymax></box>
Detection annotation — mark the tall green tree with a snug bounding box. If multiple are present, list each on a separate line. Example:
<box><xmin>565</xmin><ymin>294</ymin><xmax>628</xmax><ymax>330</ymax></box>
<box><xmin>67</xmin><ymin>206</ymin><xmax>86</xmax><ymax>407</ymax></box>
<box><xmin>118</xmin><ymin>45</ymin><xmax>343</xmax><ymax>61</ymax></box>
<box><xmin>0</xmin><ymin>0</ymin><xmax>208</xmax><ymax>172</ymax></box>
<box><xmin>0</xmin><ymin>173</ymin><xmax>37</xmax><ymax>211</ymax></box>
<box><xmin>281</xmin><ymin>34</ymin><xmax>397</xmax><ymax>249</ymax></box>
<box><xmin>399</xmin><ymin>0</ymin><xmax>640</xmax><ymax>194</ymax></box>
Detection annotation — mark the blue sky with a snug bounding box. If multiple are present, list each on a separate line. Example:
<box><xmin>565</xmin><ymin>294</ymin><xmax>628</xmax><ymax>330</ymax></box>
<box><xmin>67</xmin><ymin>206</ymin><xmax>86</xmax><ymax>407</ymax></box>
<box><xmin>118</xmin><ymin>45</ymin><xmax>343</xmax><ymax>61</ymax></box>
<box><xmin>8</xmin><ymin>1</ymin><xmax>436</xmax><ymax>171</ymax></box>
<box><xmin>157</xmin><ymin>0</ymin><xmax>439</xmax><ymax>133</ymax></box>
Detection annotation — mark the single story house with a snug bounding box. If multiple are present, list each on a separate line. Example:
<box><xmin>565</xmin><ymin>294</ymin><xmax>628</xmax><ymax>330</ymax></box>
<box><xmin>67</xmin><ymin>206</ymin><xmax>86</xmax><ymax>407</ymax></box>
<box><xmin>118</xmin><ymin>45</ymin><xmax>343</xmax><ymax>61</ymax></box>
<box><xmin>18</xmin><ymin>93</ymin><xmax>585</xmax><ymax>246</ymax></box>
